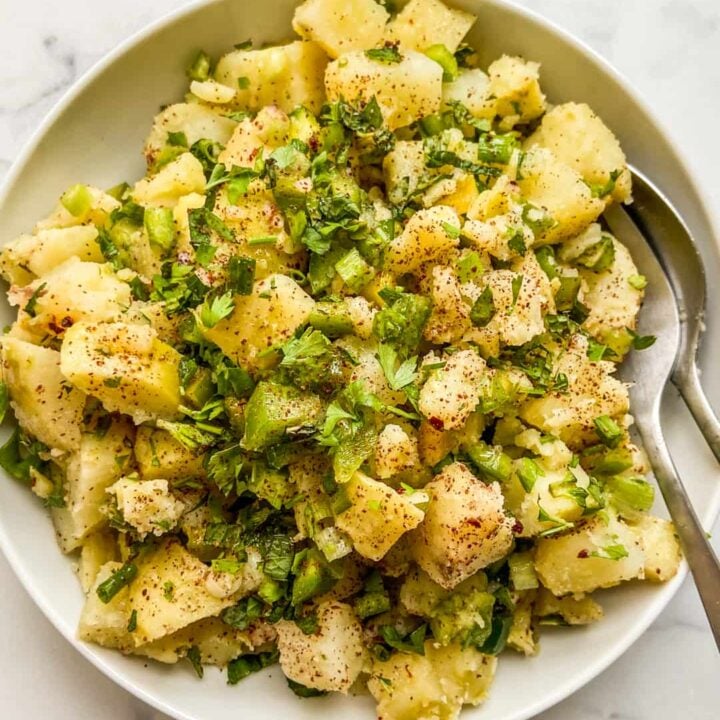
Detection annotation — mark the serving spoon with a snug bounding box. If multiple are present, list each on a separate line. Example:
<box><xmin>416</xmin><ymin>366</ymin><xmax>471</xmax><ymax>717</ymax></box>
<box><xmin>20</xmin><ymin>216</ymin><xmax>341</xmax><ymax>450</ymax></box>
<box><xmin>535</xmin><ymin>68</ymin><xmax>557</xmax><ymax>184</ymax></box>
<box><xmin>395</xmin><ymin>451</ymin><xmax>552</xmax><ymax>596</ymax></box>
<box><xmin>603</xmin><ymin>178</ymin><xmax>720</xmax><ymax>649</ymax></box>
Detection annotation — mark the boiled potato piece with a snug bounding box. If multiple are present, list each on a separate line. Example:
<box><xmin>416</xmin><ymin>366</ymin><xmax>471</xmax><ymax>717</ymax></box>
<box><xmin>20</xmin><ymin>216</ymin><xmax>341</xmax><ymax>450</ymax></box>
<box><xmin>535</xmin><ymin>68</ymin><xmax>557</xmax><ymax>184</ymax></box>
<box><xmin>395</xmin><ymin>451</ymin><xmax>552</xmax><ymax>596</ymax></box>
<box><xmin>293</xmin><ymin>0</ymin><xmax>389</xmax><ymax>58</ymax></box>
<box><xmin>130</xmin><ymin>539</ymin><xmax>259</xmax><ymax>645</ymax></box>
<box><xmin>419</xmin><ymin>349</ymin><xmax>486</xmax><ymax>431</ymax></box>
<box><xmin>10</xmin><ymin>258</ymin><xmax>130</xmax><ymax>337</ymax></box>
<box><xmin>78</xmin><ymin>561</ymin><xmax>133</xmax><ymax>650</ymax></box>
<box><xmin>135</xmin><ymin>426</ymin><xmax>206</xmax><ymax>482</ymax></box>
<box><xmin>383</xmin><ymin>140</ymin><xmax>426</xmax><ymax>206</ymax></box>
<box><xmin>276</xmin><ymin>600</ymin><xmax>366</xmax><ymax>693</ymax></box>
<box><xmin>385</xmin><ymin>205</ymin><xmax>460</xmax><ymax>273</ymax></box>
<box><xmin>519</xmin><ymin>334</ymin><xmax>629</xmax><ymax>449</ymax></box>
<box><xmin>214</xmin><ymin>41</ymin><xmax>328</xmax><ymax>113</ymax></box>
<box><xmin>630</xmin><ymin>515</ymin><xmax>682</xmax><ymax>582</ymax></box>
<box><xmin>335</xmin><ymin>471</ymin><xmax>424</xmax><ymax>561</ymax></box>
<box><xmin>0</xmin><ymin>226</ymin><xmax>103</xmax><ymax>285</ymax></box>
<box><xmin>325</xmin><ymin>49</ymin><xmax>443</xmax><ymax>130</ymax></box>
<box><xmin>368</xmin><ymin>641</ymin><xmax>496</xmax><ymax>720</ymax></box>
<box><xmin>422</xmin><ymin>264</ymin><xmax>471</xmax><ymax>344</ymax></box>
<box><xmin>1</xmin><ymin>337</ymin><xmax>85</xmax><ymax>452</ymax></box>
<box><xmin>526</xmin><ymin>102</ymin><xmax>631</xmax><ymax>203</ymax></box>
<box><xmin>63</xmin><ymin>418</ymin><xmax>135</xmax><ymax>543</ymax></box>
<box><xmin>374</xmin><ymin>424</ymin><xmax>420</xmax><ymax>479</ymax></box>
<box><xmin>487</xmin><ymin>55</ymin><xmax>546</xmax><ymax>126</ymax></box>
<box><xmin>109</xmin><ymin>478</ymin><xmax>185</xmax><ymax>538</ymax></box>
<box><xmin>442</xmin><ymin>69</ymin><xmax>496</xmax><ymax>120</ymax></box>
<box><xmin>131</xmin><ymin>152</ymin><xmax>206</xmax><ymax>207</ymax></box>
<box><xmin>516</xmin><ymin>147</ymin><xmax>605</xmax><ymax>244</ymax></box>
<box><xmin>60</xmin><ymin>321</ymin><xmax>182</xmax><ymax>423</ymax></box>
<box><xmin>534</xmin><ymin>513</ymin><xmax>645</xmax><ymax>595</ymax></box>
<box><xmin>143</xmin><ymin>102</ymin><xmax>237</xmax><ymax>168</ymax></box>
<box><xmin>78</xmin><ymin>531</ymin><xmax>119</xmax><ymax>593</ymax></box>
<box><xmin>201</xmin><ymin>274</ymin><xmax>314</xmax><ymax>371</ymax></box>
<box><xmin>534</xmin><ymin>587</ymin><xmax>603</xmax><ymax>625</ymax></box>
<box><xmin>412</xmin><ymin>462</ymin><xmax>514</xmax><ymax>589</ymax></box>
<box><xmin>386</xmin><ymin>0</ymin><xmax>476</xmax><ymax>53</ymax></box>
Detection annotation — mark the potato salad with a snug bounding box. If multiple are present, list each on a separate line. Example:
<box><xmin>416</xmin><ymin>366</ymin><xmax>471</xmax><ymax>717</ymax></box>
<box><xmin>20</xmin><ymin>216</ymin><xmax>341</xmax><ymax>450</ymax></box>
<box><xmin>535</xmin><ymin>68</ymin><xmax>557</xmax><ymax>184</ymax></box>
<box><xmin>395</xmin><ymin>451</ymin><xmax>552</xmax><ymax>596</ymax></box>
<box><xmin>0</xmin><ymin>0</ymin><xmax>681</xmax><ymax>717</ymax></box>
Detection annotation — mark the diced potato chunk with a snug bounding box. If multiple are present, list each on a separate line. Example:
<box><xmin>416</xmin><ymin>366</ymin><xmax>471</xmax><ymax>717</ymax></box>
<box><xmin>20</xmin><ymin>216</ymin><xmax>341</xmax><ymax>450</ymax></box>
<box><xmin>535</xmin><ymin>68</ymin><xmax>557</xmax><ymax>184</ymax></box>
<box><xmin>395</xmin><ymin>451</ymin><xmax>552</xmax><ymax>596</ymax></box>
<box><xmin>0</xmin><ymin>226</ymin><xmax>103</xmax><ymax>285</ymax></box>
<box><xmin>130</xmin><ymin>539</ymin><xmax>257</xmax><ymax>645</ymax></box>
<box><xmin>215</xmin><ymin>41</ymin><xmax>329</xmax><ymax>113</ymax></box>
<box><xmin>109</xmin><ymin>478</ymin><xmax>185</xmax><ymax>538</ymax></box>
<box><xmin>631</xmin><ymin>515</ymin><xmax>682</xmax><ymax>582</ymax></box>
<box><xmin>63</xmin><ymin>418</ymin><xmax>135</xmax><ymax>543</ymax></box>
<box><xmin>374</xmin><ymin>424</ymin><xmax>419</xmax><ymax>479</ymax></box>
<box><xmin>60</xmin><ymin>321</ymin><xmax>182</xmax><ymax>423</ymax></box>
<box><xmin>487</xmin><ymin>55</ymin><xmax>546</xmax><ymax>126</ymax></box>
<box><xmin>386</xmin><ymin>0</ymin><xmax>476</xmax><ymax>53</ymax></box>
<box><xmin>143</xmin><ymin>102</ymin><xmax>237</xmax><ymax>167</ymax></box>
<box><xmin>335</xmin><ymin>472</ymin><xmax>424</xmax><ymax>561</ymax></box>
<box><xmin>78</xmin><ymin>531</ymin><xmax>119</xmax><ymax>593</ymax></box>
<box><xmin>276</xmin><ymin>600</ymin><xmax>366</xmax><ymax>693</ymax></box>
<box><xmin>534</xmin><ymin>587</ymin><xmax>603</xmax><ymax>625</ymax></box>
<box><xmin>419</xmin><ymin>349</ymin><xmax>486</xmax><ymax>431</ymax></box>
<box><xmin>442</xmin><ymin>69</ymin><xmax>495</xmax><ymax>120</ymax></box>
<box><xmin>563</xmin><ymin>225</ymin><xmax>643</xmax><ymax>348</ymax></box>
<box><xmin>534</xmin><ymin>513</ymin><xmax>645</xmax><ymax>595</ymax></box>
<box><xmin>78</xmin><ymin>561</ymin><xmax>133</xmax><ymax>650</ymax></box>
<box><xmin>412</xmin><ymin>462</ymin><xmax>514</xmax><ymax>589</ymax></box>
<box><xmin>383</xmin><ymin>140</ymin><xmax>425</xmax><ymax>206</ymax></box>
<box><xmin>135</xmin><ymin>426</ymin><xmax>206</xmax><ymax>481</ymax></box>
<box><xmin>131</xmin><ymin>152</ymin><xmax>206</xmax><ymax>208</ymax></box>
<box><xmin>515</xmin><ymin>147</ymin><xmax>605</xmax><ymax>244</ymax></box>
<box><xmin>189</xmin><ymin>79</ymin><xmax>237</xmax><ymax>104</ymax></box>
<box><xmin>423</xmin><ymin>265</ymin><xmax>470</xmax><ymax>343</ymax></box>
<box><xmin>519</xmin><ymin>334</ymin><xmax>629</xmax><ymax>449</ymax></box>
<box><xmin>293</xmin><ymin>0</ymin><xmax>389</xmax><ymax>58</ymax></box>
<box><xmin>201</xmin><ymin>274</ymin><xmax>314</xmax><ymax>371</ymax></box>
<box><xmin>325</xmin><ymin>49</ymin><xmax>443</xmax><ymax>130</ymax></box>
<box><xmin>1</xmin><ymin>337</ymin><xmax>85</xmax><ymax>451</ymax></box>
<box><xmin>385</xmin><ymin>205</ymin><xmax>460</xmax><ymax>273</ymax></box>
<box><xmin>10</xmin><ymin>258</ymin><xmax>130</xmax><ymax>337</ymax></box>
<box><xmin>368</xmin><ymin>641</ymin><xmax>496</xmax><ymax>720</ymax></box>
<box><xmin>34</xmin><ymin>186</ymin><xmax>119</xmax><ymax>233</ymax></box>
<box><xmin>526</xmin><ymin>102</ymin><xmax>631</xmax><ymax>203</ymax></box>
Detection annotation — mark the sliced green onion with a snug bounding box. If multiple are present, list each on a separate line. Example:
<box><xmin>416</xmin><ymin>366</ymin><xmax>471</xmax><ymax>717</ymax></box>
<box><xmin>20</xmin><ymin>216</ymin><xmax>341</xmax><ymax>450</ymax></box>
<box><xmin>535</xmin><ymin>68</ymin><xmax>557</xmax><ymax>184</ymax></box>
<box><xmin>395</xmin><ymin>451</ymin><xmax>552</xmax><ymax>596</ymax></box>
<box><xmin>516</xmin><ymin>457</ymin><xmax>544</xmax><ymax>492</ymax></box>
<box><xmin>534</xmin><ymin>245</ymin><xmax>558</xmax><ymax>280</ymax></box>
<box><xmin>247</xmin><ymin>235</ymin><xmax>278</xmax><ymax>246</ymax></box>
<box><xmin>424</xmin><ymin>44</ymin><xmax>459</xmax><ymax>82</ymax></box>
<box><xmin>355</xmin><ymin>592</ymin><xmax>391</xmax><ymax>619</ymax></box>
<box><xmin>334</xmin><ymin>248</ymin><xmax>374</xmax><ymax>292</ymax></box>
<box><xmin>508</xmin><ymin>551</ymin><xmax>539</xmax><ymax>590</ymax></box>
<box><xmin>187</xmin><ymin>50</ymin><xmax>211</xmax><ymax>81</ymax></box>
<box><xmin>466</xmin><ymin>441</ymin><xmax>513</xmax><ymax>482</ymax></box>
<box><xmin>628</xmin><ymin>274</ymin><xmax>648</xmax><ymax>290</ymax></box>
<box><xmin>96</xmin><ymin>562</ymin><xmax>138</xmax><ymax>604</ymax></box>
<box><xmin>554</xmin><ymin>275</ymin><xmax>581</xmax><ymax>312</ymax></box>
<box><xmin>606</xmin><ymin>474</ymin><xmax>655</xmax><ymax>513</ymax></box>
<box><xmin>593</xmin><ymin>415</ymin><xmax>623</xmax><ymax>448</ymax></box>
<box><xmin>144</xmin><ymin>207</ymin><xmax>175</xmax><ymax>252</ymax></box>
<box><xmin>61</xmin><ymin>184</ymin><xmax>93</xmax><ymax>217</ymax></box>
<box><xmin>308</xmin><ymin>302</ymin><xmax>354</xmax><ymax>338</ymax></box>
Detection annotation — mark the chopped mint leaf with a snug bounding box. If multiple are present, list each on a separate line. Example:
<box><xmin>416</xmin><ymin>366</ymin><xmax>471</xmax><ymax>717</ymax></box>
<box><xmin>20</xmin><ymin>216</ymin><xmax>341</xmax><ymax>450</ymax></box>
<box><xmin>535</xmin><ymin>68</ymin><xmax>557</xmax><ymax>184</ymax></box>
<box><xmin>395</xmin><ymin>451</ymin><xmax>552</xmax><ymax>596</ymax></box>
<box><xmin>365</xmin><ymin>44</ymin><xmax>402</xmax><ymax>64</ymax></box>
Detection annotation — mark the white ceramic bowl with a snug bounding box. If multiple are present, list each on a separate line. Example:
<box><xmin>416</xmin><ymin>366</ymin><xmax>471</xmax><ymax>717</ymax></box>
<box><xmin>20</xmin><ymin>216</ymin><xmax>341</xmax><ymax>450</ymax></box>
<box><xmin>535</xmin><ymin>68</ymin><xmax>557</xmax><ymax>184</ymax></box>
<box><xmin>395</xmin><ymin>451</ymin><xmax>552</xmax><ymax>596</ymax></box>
<box><xmin>0</xmin><ymin>1</ymin><xmax>718</xmax><ymax>719</ymax></box>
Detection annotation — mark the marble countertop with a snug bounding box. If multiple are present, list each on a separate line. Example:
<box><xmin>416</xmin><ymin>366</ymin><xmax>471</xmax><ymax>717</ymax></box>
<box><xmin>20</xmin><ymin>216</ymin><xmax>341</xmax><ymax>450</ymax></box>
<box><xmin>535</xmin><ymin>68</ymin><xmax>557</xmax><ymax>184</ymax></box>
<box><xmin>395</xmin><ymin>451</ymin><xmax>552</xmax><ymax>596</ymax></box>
<box><xmin>0</xmin><ymin>1</ymin><xmax>718</xmax><ymax>718</ymax></box>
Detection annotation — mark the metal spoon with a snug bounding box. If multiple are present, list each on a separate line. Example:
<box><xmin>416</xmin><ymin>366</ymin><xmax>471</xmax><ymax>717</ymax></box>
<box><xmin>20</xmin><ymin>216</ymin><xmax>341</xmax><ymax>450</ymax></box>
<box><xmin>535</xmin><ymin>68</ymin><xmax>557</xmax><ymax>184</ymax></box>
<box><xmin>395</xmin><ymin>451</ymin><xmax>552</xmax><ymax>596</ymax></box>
<box><xmin>603</xmin><ymin>197</ymin><xmax>720</xmax><ymax>650</ymax></box>
<box><xmin>623</xmin><ymin>167</ymin><xmax>720</xmax><ymax>463</ymax></box>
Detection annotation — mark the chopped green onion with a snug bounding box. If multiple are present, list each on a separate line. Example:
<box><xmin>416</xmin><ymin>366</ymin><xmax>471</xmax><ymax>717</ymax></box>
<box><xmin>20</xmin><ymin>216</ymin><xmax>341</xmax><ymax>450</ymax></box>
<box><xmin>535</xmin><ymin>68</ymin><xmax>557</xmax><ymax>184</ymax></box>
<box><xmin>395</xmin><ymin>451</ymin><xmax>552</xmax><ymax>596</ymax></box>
<box><xmin>335</xmin><ymin>248</ymin><xmax>374</xmax><ymax>292</ymax></box>
<box><xmin>96</xmin><ymin>562</ymin><xmax>138</xmax><ymax>604</ymax></box>
<box><xmin>593</xmin><ymin>415</ymin><xmax>623</xmax><ymax>448</ymax></box>
<box><xmin>424</xmin><ymin>44</ymin><xmax>459</xmax><ymax>82</ymax></box>
<box><xmin>628</xmin><ymin>274</ymin><xmax>648</xmax><ymax>290</ymax></box>
<box><xmin>470</xmin><ymin>286</ymin><xmax>496</xmax><ymax>327</ymax></box>
<box><xmin>534</xmin><ymin>245</ymin><xmax>558</xmax><ymax>280</ymax></box>
<box><xmin>308</xmin><ymin>302</ymin><xmax>354</xmax><ymax>338</ymax></box>
<box><xmin>508</xmin><ymin>552</ymin><xmax>539</xmax><ymax>590</ymax></box>
<box><xmin>247</xmin><ymin>235</ymin><xmax>278</xmax><ymax>246</ymax></box>
<box><xmin>466</xmin><ymin>441</ymin><xmax>513</xmax><ymax>482</ymax></box>
<box><xmin>227</xmin><ymin>255</ymin><xmax>256</xmax><ymax>295</ymax></box>
<box><xmin>60</xmin><ymin>184</ymin><xmax>93</xmax><ymax>217</ymax></box>
<box><xmin>554</xmin><ymin>275</ymin><xmax>581</xmax><ymax>312</ymax></box>
<box><xmin>187</xmin><ymin>50</ymin><xmax>211</xmax><ymax>81</ymax></box>
<box><xmin>516</xmin><ymin>456</ymin><xmax>544</xmax><ymax>492</ymax></box>
<box><xmin>144</xmin><ymin>207</ymin><xmax>176</xmax><ymax>252</ymax></box>
<box><xmin>606</xmin><ymin>475</ymin><xmax>655</xmax><ymax>513</ymax></box>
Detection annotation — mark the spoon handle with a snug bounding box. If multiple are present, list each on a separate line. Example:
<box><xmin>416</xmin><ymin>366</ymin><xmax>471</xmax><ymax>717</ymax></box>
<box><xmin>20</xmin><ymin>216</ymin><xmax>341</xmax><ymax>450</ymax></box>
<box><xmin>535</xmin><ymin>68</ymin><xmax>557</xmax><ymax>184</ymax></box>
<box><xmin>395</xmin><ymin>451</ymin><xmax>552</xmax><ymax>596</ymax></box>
<box><xmin>638</xmin><ymin>402</ymin><xmax>720</xmax><ymax>650</ymax></box>
<box><xmin>673</xmin><ymin>363</ymin><xmax>720</xmax><ymax>464</ymax></box>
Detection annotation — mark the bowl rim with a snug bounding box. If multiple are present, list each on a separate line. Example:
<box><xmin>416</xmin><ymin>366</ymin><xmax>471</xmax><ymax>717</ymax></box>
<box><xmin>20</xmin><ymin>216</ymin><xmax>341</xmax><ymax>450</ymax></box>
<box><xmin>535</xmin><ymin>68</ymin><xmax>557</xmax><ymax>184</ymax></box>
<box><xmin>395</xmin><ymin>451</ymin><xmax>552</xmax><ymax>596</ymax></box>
<box><xmin>0</xmin><ymin>1</ymin><xmax>716</xmax><ymax>719</ymax></box>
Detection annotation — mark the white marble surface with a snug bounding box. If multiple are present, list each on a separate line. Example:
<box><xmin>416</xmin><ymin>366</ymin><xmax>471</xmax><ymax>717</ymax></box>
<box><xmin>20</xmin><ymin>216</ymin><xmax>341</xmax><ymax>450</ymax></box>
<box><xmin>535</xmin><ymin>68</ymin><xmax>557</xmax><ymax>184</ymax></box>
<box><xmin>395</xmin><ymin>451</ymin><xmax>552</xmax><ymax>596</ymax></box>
<box><xmin>0</xmin><ymin>0</ymin><xmax>719</xmax><ymax>718</ymax></box>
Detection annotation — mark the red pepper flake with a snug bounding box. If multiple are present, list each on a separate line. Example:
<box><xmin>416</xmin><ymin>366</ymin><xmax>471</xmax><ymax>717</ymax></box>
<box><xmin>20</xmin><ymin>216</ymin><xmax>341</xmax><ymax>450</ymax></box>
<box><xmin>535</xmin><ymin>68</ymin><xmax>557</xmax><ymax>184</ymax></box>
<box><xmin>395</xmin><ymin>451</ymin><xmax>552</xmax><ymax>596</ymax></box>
<box><xmin>512</xmin><ymin>520</ymin><xmax>524</xmax><ymax>534</ymax></box>
<box><xmin>60</xmin><ymin>316</ymin><xmax>74</xmax><ymax>328</ymax></box>
<box><xmin>429</xmin><ymin>416</ymin><xmax>444</xmax><ymax>431</ymax></box>
<box><xmin>577</xmin><ymin>549</ymin><xmax>589</xmax><ymax>559</ymax></box>
<box><xmin>466</xmin><ymin>517</ymin><xmax>482</xmax><ymax>528</ymax></box>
